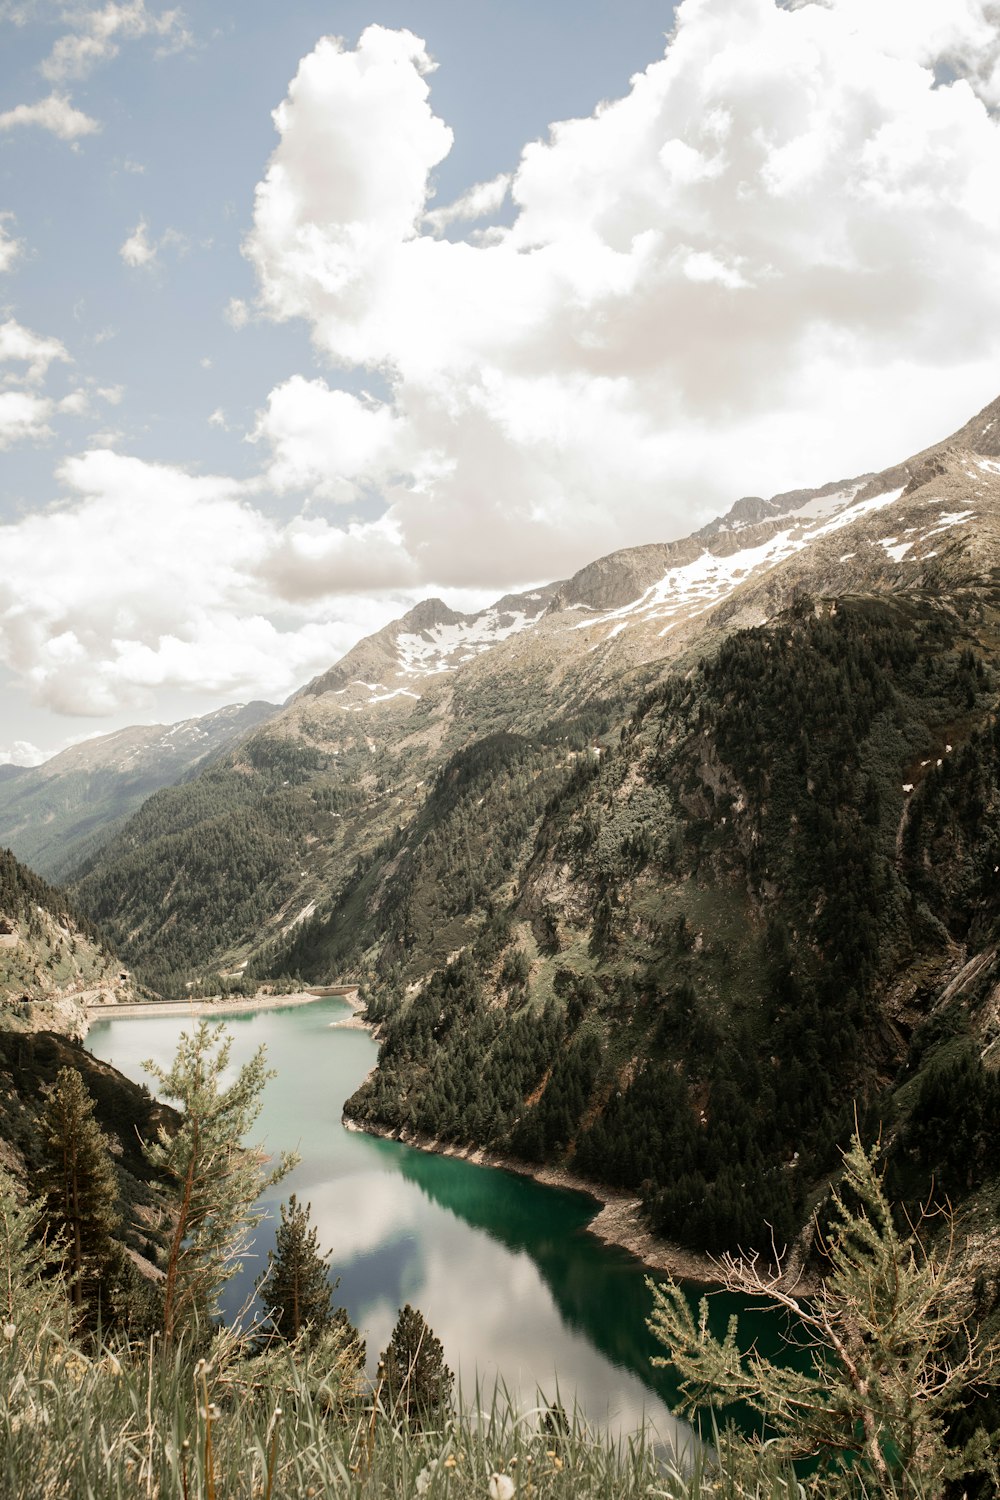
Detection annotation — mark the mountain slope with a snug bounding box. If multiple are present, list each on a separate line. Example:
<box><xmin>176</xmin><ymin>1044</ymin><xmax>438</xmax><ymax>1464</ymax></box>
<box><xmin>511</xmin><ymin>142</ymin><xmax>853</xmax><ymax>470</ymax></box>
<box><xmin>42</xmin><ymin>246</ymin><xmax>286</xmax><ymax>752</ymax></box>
<box><xmin>71</xmin><ymin>397</ymin><xmax>1000</xmax><ymax>1013</ymax></box>
<box><xmin>1</xmin><ymin>845</ymin><xmax>135</xmax><ymax>1037</ymax></box>
<box><xmin>0</xmin><ymin>700</ymin><xmax>277</xmax><ymax>881</ymax></box>
<box><xmin>343</xmin><ymin>581</ymin><xmax>1000</xmax><ymax>1256</ymax></box>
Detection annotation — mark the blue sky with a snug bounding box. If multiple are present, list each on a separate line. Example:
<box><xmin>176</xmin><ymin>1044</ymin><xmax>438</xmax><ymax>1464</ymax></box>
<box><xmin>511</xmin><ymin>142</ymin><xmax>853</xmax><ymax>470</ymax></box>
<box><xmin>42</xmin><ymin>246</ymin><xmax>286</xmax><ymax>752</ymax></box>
<box><xmin>2</xmin><ymin>0</ymin><xmax>1000</xmax><ymax>763</ymax></box>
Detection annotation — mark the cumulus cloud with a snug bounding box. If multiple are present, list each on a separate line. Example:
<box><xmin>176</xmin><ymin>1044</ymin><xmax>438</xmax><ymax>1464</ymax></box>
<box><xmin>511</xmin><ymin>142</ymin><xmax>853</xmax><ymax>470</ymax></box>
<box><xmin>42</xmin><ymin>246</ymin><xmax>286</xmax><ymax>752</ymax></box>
<box><xmin>9</xmin><ymin>0</ymin><xmax>1000</xmax><ymax>725</ymax></box>
<box><xmin>0</xmin><ymin>449</ymin><xmax>435</xmax><ymax>715</ymax></box>
<box><xmin>119</xmin><ymin>217</ymin><xmax>156</xmax><ymax>267</ymax></box>
<box><xmin>0</xmin><ymin>739</ymin><xmax>55</xmax><ymax>768</ymax></box>
<box><xmin>119</xmin><ymin>218</ymin><xmax>187</xmax><ymax>268</ymax></box>
<box><xmin>0</xmin><ymin>215</ymin><xmax>22</xmax><ymax>273</ymax></box>
<box><xmin>0</xmin><ymin>318</ymin><xmax>71</xmax><ymax>383</ymax></box>
<box><xmin>252</xmin><ymin>376</ymin><xmax>407</xmax><ymax>502</ymax></box>
<box><xmin>224</xmin><ymin>296</ymin><xmax>249</xmax><ymax>329</ymax></box>
<box><xmin>798</xmin><ymin>0</ymin><xmax>1000</xmax><ymax>106</ymax></box>
<box><xmin>0</xmin><ymin>91</ymin><xmax>100</xmax><ymax>140</ymax></box>
<box><xmin>0</xmin><ymin>318</ymin><xmax>73</xmax><ymax>447</ymax></box>
<box><xmin>0</xmin><ymin>389</ymin><xmax>55</xmax><ymax>447</ymax></box>
<box><xmin>40</xmin><ymin>1</ymin><xmax>192</xmax><ymax>82</ymax></box>
<box><xmin>240</xmin><ymin>2</ymin><xmax>1000</xmax><ymax>591</ymax></box>
<box><xmin>423</xmin><ymin>172</ymin><xmax>511</xmax><ymax>234</ymax></box>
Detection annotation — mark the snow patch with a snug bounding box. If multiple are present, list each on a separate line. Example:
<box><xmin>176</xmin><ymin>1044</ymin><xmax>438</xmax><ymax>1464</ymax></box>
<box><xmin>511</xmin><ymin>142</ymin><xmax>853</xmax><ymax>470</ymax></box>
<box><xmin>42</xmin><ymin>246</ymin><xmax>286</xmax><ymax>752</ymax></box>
<box><xmin>365</xmin><ymin>688</ymin><xmax>422</xmax><ymax>705</ymax></box>
<box><xmin>395</xmin><ymin>609</ymin><xmax>532</xmax><ymax>678</ymax></box>
<box><xmin>880</xmin><ymin>539</ymin><xmax>913</xmax><ymax>562</ymax></box>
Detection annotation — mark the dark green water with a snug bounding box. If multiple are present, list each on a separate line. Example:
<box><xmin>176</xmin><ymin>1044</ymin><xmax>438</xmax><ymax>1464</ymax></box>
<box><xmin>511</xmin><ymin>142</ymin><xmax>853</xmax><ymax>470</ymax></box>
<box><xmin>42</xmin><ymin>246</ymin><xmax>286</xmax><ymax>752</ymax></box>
<box><xmin>87</xmin><ymin>998</ymin><xmax>795</xmax><ymax>1446</ymax></box>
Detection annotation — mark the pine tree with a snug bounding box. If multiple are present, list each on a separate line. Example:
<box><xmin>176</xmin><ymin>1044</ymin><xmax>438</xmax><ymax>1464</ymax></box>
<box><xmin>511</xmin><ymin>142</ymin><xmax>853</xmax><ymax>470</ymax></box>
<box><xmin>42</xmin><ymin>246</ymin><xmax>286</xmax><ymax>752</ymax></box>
<box><xmin>40</xmin><ymin>1066</ymin><xmax>120</xmax><ymax>1319</ymax></box>
<box><xmin>377</xmin><ymin>1304</ymin><xmax>453</xmax><ymax>1427</ymax></box>
<box><xmin>143</xmin><ymin>1022</ymin><xmax>297</xmax><ymax>1341</ymax></box>
<box><xmin>646</xmin><ymin>1133</ymin><xmax>1000</xmax><ymax>1497</ymax></box>
<box><xmin>257</xmin><ymin>1193</ymin><xmax>334</xmax><ymax>1341</ymax></box>
<box><xmin>0</xmin><ymin>1165</ymin><xmax>71</xmax><ymax>1359</ymax></box>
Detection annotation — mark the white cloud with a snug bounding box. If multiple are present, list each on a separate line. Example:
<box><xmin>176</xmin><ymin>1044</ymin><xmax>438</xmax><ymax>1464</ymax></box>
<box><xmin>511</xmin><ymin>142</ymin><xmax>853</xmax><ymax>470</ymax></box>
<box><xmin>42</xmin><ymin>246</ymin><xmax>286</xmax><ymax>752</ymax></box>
<box><xmin>0</xmin><ymin>739</ymin><xmax>54</xmax><ymax>768</ymax></box>
<box><xmin>424</xmin><ymin>172</ymin><xmax>511</xmax><ymax>233</ymax></box>
<box><xmin>0</xmin><ymin>389</ymin><xmax>55</xmax><ymax>447</ymax></box>
<box><xmin>0</xmin><ymin>317</ymin><xmax>73</xmax><ymax>447</ymax></box>
<box><xmin>119</xmin><ymin>218</ymin><xmax>187</xmax><ymax>269</ymax></box>
<box><xmin>40</xmin><ymin>1</ymin><xmax>192</xmax><ymax>82</ymax></box>
<box><xmin>0</xmin><ymin>448</ymin><xmax>429</xmax><ymax>715</ymax></box>
<box><xmin>57</xmin><ymin>389</ymin><xmax>89</xmax><ymax>415</ymax></box>
<box><xmin>8</xmin><ymin>1</ymin><xmax>1000</xmax><ymax>727</ymax></box>
<box><xmin>0</xmin><ymin>92</ymin><xmax>100</xmax><ymax>140</ymax></box>
<box><xmin>0</xmin><ymin>318</ymin><xmax>70</xmax><ymax>383</ymax></box>
<box><xmin>239</xmin><ymin>3</ymin><xmax>1000</xmax><ymax>590</ymax></box>
<box><xmin>252</xmin><ymin>376</ymin><xmax>406</xmax><ymax>502</ymax></box>
<box><xmin>799</xmin><ymin>0</ymin><xmax>1000</xmax><ymax>107</ymax></box>
<box><xmin>119</xmin><ymin>217</ymin><xmax>157</xmax><ymax>268</ymax></box>
<box><xmin>0</xmin><ymin>215</ymin><xmax>23</xmax><ymax>273</ymax></box>
<box><xmin>224</xmin><ymin>296</ymin><xmax>249</xmax><ymax>329</ymax></box>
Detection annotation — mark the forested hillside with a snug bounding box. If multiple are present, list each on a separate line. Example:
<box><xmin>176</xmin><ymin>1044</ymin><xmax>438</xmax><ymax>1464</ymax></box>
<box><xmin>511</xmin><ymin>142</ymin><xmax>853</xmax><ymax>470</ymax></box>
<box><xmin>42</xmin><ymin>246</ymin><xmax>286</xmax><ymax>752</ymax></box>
<box><xmin>0</xmin><ymin>701</ymin><xmax>277</xmax><ymax>883</ymax></box>
<box><xmin>64</xmin><ymin>396</ymin><xmax>1000</xmax><ymax>1271</ymax></box>
<box><xmin>0</xmin><ymin>845</ymin><xmax>132</xmax><ymax>1030</ymax></box>
<box><xmin>342</xmin><ymin>589</ymin><xmax>1000</xmax><ymax>1263</ymax></box>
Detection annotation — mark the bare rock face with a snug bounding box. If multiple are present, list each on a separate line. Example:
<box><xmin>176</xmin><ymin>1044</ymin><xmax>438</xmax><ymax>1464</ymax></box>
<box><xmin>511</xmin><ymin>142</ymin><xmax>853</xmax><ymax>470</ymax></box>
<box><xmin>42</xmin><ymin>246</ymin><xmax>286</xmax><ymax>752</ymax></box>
<box><xmin>554</xmin><ymin>543</ymin><xmax>699</xmax><ymax>611</ymax></box>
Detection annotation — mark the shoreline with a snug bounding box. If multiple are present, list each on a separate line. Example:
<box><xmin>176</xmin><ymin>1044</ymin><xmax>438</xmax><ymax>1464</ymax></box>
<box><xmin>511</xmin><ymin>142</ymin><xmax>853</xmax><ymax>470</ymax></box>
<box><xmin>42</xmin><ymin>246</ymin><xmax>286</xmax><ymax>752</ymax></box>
<box><xmin>92</xmin><ymin>986</ymin><xmax>813</xmax><ymax>1293</ymax></box>
<box><xmin>343</xmin><ymin>1112</ymin><xmax>742</xmax><ymax>1288</ymax></box>
<box><xmin>339</xmin><ymin>1004</ymin><xmax>815</xmax><ymax>1291</ymax></box>
<box><xmin>85</xmin><ymin>986</ymin><xmax>359</xmax><ymax>1024</ymax></box>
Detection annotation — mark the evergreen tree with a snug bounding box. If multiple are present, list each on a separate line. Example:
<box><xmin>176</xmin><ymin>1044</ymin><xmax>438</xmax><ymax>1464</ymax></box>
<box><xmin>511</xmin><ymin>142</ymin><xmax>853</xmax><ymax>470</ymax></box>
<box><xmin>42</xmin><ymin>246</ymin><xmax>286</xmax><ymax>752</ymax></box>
<box><xmin>377</xmin><ymin>1304</ymin><xmax>453</xmax><ymax>1427</ymax></box>
<box><xmin>40</xmin><ymin>1066</ymin><xmax>120</xmax><ymax>1319</ymax></box>
<box><xmin>647</xmin><ymin>1134</ymin><xmax>1000</xmax><ymax>1497</ymax></box>
<box><xmin>143</xmin><ymin>1022</ymin><xmax>297</xmax><ymax>1341</ymax></box>
<box><xmin>0</xmin><ymin>1165</ymin><xmax>71</xmax><ymax>1358</ymax></box>
<box><xmin>257</xmin><ymin>1193</ymin><xmax>334</xmax><ymax>1341</ymax></box>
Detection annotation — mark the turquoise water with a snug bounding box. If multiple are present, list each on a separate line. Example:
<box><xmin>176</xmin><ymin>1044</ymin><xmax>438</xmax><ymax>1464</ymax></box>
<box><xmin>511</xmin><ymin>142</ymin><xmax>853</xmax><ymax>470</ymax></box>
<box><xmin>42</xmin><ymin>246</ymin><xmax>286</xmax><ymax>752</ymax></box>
<box><xmin>87</xmin><ymin>998</ymin><xmax>794</xmax><ymax>1446</ymax></box>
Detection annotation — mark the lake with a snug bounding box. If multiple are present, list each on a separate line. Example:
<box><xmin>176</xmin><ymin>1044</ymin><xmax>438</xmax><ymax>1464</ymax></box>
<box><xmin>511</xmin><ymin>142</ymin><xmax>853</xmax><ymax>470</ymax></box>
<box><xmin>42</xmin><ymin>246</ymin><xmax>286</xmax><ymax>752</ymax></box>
<box><xmin>87</xmin><ymin>996</ymin><xmax>793</xmax><ymax>1450</ymax></box>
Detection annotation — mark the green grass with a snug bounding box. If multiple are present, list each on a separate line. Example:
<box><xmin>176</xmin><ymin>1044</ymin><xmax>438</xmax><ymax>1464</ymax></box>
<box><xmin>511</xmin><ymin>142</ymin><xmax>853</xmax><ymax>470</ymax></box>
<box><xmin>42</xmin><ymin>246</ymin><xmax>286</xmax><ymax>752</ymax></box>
<box><xmin>0</xmin><ymin>1318</ymin><xmax>836</xmax><ymax>1500</ymax></box>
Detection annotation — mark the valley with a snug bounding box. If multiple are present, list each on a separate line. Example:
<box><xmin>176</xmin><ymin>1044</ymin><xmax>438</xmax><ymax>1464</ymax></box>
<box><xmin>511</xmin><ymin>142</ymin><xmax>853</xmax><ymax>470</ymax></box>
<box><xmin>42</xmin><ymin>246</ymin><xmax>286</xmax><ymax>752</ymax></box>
<box><xmin>3</xmin><ymin>391</ymin><xmax>1000</xmax><ymax>1491</ymax></box>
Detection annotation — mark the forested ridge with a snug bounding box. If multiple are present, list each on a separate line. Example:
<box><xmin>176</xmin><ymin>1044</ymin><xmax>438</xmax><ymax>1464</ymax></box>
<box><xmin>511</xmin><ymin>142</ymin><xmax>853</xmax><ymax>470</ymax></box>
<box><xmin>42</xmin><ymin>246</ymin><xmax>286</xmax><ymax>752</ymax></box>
<box><xmin>342</xmin><ymin>589</ymin><xmax>1000</xmax><ymax>1268</ymax></box>
<box><xmin>56</xmin><ymin>573</ymin><xmax>1000</xmax><ymax>1285</ymax></box>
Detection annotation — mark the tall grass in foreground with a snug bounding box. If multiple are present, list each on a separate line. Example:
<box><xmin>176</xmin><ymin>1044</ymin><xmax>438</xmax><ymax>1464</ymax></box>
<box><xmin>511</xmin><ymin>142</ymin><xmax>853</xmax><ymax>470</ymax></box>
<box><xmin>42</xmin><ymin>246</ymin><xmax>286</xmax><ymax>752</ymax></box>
<box><xmin>0</xmin><ymin>1320</ymin><xmax>958</xmax><ymax>1500</ymax></box>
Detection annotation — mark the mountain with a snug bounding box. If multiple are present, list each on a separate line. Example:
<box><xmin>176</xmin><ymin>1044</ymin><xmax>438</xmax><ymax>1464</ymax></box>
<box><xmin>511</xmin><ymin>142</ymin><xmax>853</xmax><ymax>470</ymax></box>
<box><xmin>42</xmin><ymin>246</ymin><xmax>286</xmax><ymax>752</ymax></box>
<box><xmin>67</xmin><ymin>394</ymin><xmax>1000</xmax><ymax>1270</ymax></box>
<box><xmin>1</xmin><ymin>844</ymin><xmax>136</xmax><ymax>1039</ymax></box>
<box><xmin>69</xmin><ymin>393</ymin><xmax>999</xmax><ymax>989</ymax></box>
<box><xmin>0</xmin><ymin>700</ymin><xmax>277</xmax><ymax>882</ymax></box>
<box><xmin>295</xmin><ymin>586</ymin><xmax>562</xmax><ymax>707</ymax></box>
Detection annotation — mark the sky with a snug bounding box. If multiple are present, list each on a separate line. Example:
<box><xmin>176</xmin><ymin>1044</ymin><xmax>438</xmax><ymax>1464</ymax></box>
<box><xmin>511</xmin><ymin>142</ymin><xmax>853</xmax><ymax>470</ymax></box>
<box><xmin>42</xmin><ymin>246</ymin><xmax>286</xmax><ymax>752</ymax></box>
<box><xmin>1</xmin><ymin>0</ymin><xmax>1000</xmax><ymax>765</ymax></box>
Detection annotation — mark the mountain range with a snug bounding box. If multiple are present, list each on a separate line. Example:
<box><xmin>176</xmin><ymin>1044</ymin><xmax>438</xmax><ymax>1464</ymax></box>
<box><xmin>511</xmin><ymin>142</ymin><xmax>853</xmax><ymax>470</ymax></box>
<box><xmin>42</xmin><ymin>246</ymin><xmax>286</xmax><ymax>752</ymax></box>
<box><xmin>0</xmin><ymin>700</ymin><xmax>276</xmax><ymax>882</ymax></box>
<box><xmin>4</xmin><ymin>391</ymin><xmax>1000</xmax><ymax>1273</ymax></box>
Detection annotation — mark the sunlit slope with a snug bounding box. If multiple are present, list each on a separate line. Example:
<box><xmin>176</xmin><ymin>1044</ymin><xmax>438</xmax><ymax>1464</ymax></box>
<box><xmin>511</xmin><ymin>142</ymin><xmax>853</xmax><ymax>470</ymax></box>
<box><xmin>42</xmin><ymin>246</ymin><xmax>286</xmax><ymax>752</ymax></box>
<box><xmin>70</xmin><ymin>394</ymin><xmax>1000</xmax><ymax>1007</ymax></box>
<box><xmin>0</xmin><ymin>845</ymin><xmax>133</xmax><ymax>1037</ymax></box>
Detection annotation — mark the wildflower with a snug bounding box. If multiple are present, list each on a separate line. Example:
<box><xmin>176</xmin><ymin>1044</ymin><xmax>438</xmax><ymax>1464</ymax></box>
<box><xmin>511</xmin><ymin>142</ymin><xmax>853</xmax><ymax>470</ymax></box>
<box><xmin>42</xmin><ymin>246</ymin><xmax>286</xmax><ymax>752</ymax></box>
<box><xmin>444</xmin><ymin>1454</ymin><xmax>457</xmax><ymax>1468</ymax></box>
<box><xmin>488</xmin><ymin>1474</ymin><xmax>516</xmax><ymax>1500</ymax></box>
<box><xmin>415</xmin><ymin>1459</ymin><xmax>439</xmax><ymax>1495</ymax></box>
<box><xmin>2</xmin><ymin>1322</ymin><xmax>15</xmax><ymax>1342</ymax></box>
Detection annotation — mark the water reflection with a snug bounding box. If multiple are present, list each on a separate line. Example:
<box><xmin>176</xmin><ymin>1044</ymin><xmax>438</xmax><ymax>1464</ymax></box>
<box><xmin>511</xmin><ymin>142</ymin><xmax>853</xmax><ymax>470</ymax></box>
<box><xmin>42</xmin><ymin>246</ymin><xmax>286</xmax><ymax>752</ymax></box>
<box><xmin>85</xmin><ymin>999</ymin><xmax>772</xmax><ymax>1447</ymax></box>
